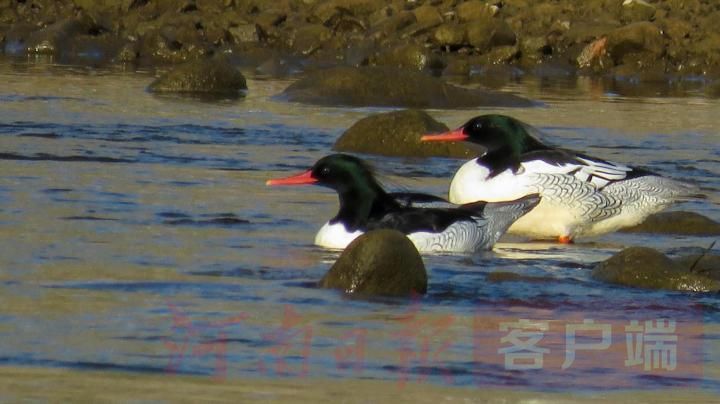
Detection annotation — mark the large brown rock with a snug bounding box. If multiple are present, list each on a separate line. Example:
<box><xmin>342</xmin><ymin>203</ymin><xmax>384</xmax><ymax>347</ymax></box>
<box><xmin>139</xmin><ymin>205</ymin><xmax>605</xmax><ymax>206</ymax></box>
<box><xmin>592</xmin><ymin>247</ymin><xmax>720</xmax><ymax>292</ymax></box>
<box><xmin>320</xmin><ymin>230</ymin><xmax>427</xmax><ymax>297</ymax></box>
<box><xmin>333</xmin><ymin>109</ymin><xmax>475</xmax><ymax>158</ymax></box>
<box><xmin>148</xmin><ymin>56</ymin><xmax>247</xmax><ymax>95</ymax></box>
<box><xmin>281</xmin><ymin>66</ymin><xmax>535</xmax><ymax>108</ymax></box>
<box><xmin>619</xmin><ymin>211</ymin><xmax>720</xmax><ymax>236</ymax></box>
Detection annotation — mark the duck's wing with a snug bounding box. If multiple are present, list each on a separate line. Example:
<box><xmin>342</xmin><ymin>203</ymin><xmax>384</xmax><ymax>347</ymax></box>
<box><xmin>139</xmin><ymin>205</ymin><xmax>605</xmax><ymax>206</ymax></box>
<box><xmin>388</xmin><ymin>192</ymin><xmax>455</xmax><ymax>209</ymax></box>
<box><xmin>523</xmin><ymin>149</ymin><xmax>654</xmax><ymax>190</ymax></box>
<box><xmin>368</xmin><ymin>207</ymin><xmax>480</xmax><ymax>234</ymax></box>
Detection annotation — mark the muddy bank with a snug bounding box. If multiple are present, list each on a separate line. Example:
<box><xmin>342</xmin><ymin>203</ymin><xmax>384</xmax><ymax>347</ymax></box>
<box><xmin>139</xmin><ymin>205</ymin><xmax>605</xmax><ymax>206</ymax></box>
<box><xmin>2</xmin><ymin>0</ymin><xmax>720</xmax><ymax>88</ymax></box>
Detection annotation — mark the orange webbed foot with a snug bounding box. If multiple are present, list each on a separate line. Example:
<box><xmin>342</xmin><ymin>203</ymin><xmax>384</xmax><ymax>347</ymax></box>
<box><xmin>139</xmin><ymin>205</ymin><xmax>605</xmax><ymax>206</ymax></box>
<box><xmin>558</xmin><ymin>236</ymin><xmax>574</xmax><ymax>244</ymax></box>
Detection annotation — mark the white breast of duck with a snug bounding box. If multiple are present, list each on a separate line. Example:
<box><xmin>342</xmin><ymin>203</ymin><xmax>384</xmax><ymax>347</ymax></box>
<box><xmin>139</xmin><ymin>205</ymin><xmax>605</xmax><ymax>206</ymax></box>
<box><xmin>447</xmin><ymin>158</ymin><xmax>623</xmax><ymax>239</ymax></box>
<box><xmin>314</xmin><ymin>222</ymin><xmax>363</xmax><ymax>249</ymax></box>
<box><xmin>313</xmin><ymin>218</ymin><xmax>488</xmax><ymax>253</ymax></box>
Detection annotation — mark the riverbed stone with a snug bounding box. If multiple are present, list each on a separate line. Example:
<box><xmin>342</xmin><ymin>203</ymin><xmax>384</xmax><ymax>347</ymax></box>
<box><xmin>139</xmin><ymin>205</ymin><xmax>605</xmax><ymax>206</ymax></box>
<box><xmin>147</xmin><ymin>56</ymin><xmax>247</xmax><ymax>95</ymax></box>
<box><xmin>412</xmin><ymin>5</ymin><xmax>443</xmax><ymax>31</ymax></box>
<box><xmin>229</xmin><ymin>23</ymin><xmax>259</xmax><ymax>44</ymax></box>
<box><xmin>371</xmin><ymin>43</ymin><xmax>430</xmax><ymax>71</ymax></box>
<box><xmin>289</xmin><ymin>23</ymin><xmax>331</xmax><ymax>55</ymax></box>
<box><xmin>333</xmin><ymin>109</ymin><xmax>475</xmax><ymax>158</ymax></box>
<box><xmin>3</xmin><ymin>0</ymin><xmax>720</xmax><ymax>76</ymax></box>
<box><xmin>320</xmin><ymin>229</ymin><xmax>427</xmax><ymax>296</ymax></box>
<box><xmin>280</xmin><ymin>66</ymin><xmax>534</xmax><ymax>108</ymax></box>
<box><xmin>592</xmin><ymin>247</ymin><xmax>720</xmax><ymax>292</ymax></box>
<box><xmin>621</xmin><ymin>0</ymin><xmax>657</xmax><ymax>23</ymax></box>
<box><xmin>432</xmin><ymin>23</ymin><xmax>466</xmax><ymax>48</ymax></box>
<box><xmin>25</xmin><ymin>16</ymin><xmax>94</xmax><ymax>55</ymax></box>
<box><xmin>466</xmin><ymin>17</ymin><xmax>516</xmax><ymax>52</ymax></box>
<box><xmin>619</xmin><ymin>211</ymin><xmax>720</xmax><ymax>236</ymax></box>
<box><xmin>606</xmin><ymin>21</ymin><xmax>664</xmax><ymax>64</ymax></box>
<box><xmin>456</xmin><ymin>0</ymin><xmax>495</xmax><ymax>23</ymax></box>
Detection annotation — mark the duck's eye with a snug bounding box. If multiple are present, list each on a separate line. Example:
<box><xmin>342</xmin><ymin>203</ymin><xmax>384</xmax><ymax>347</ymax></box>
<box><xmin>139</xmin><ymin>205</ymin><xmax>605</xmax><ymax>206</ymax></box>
<box><xmin>472</xmin><ymin>121</ymin><xmax>483</xmax><ymax>131</ymax></box>
<box><xmin>321</xmin><ymin>167</ymin><xmax>331</xmax><ymax>176</ymax></box>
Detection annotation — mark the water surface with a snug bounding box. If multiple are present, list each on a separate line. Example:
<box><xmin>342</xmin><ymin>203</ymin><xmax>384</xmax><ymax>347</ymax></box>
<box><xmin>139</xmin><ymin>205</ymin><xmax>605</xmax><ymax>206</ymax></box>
<box><xmin>0</xmin><ymin>60</ymin><xmax>719</xmax><ymax>400</ymax></box>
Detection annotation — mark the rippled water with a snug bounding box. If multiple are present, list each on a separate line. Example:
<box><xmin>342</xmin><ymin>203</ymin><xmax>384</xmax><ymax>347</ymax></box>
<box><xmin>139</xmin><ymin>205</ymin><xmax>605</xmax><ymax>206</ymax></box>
<box><xmin>0</xmin><ymin>60</ymin><xmax>719</xmax><ymax>400</ymax></box>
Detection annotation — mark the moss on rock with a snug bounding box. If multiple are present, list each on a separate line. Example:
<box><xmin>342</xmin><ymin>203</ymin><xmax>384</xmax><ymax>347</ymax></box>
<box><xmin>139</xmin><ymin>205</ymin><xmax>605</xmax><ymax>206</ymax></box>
<box><xmin>333</xmin><ymin>109</ymin><xmax>475</xmax><ymax>158</ymax></box>
<box><xmin>592</xmin><ymin>247</ymin><xmax>720</xmax><ymax>292</ymax></box>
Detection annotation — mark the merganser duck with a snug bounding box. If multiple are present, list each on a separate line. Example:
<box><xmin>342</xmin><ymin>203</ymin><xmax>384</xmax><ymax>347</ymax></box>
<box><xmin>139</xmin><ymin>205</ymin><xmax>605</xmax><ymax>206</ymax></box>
<box><xmin>422</xmin><ymin>114</ymin><xmax>701</xmax><ymax>243</ymax></box>
<box><xmin>266</xmin><ymin>154</ymin><xmax>540</xmax><ymax>253</ymax></box>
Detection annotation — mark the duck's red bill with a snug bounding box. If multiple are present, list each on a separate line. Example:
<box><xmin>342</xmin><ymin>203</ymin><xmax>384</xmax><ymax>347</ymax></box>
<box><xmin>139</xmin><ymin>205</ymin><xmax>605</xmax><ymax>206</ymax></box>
<box><xmin>420</xmin><ymin>128</ymin><xmax>468</xmax><ymax>142</ymax></box>
<box><xmin>266</xmin><ymin>170</ymin><xmax>318</xmax><ymax>186</ymax></box>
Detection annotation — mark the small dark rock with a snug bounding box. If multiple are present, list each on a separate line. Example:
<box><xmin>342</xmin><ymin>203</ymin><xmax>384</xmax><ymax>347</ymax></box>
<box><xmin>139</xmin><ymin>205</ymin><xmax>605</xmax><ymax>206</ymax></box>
<box><xmin>281</xmin><ymin>66</ymin><xmax>534</xmax><ymax>108</ymax></box>
<box><xmin>148</xmin><ymin>56</ymin><xmax>247</xmax><ymax>95</ymax></box>
<box><xmin>319</xmin><ymin>229</ymin><xmax>427</xmax><ymax>297</ymax></box>
<box><xmin>592</xmin><ymin>247</ymin><xmax>720</xmax><ymax>292</ymax></box>
<box><xmin>620</xmin><ymin>211</ymin><xmax>720</xmax><ymax>236</ymax></box>
<box><xmin>333</xmin><ymin>109</ymin><xmax>475</xmax><ymax>158</ymax></box>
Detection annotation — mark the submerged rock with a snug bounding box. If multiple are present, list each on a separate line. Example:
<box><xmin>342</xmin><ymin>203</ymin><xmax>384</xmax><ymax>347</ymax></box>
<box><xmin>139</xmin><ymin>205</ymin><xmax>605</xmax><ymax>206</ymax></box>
<box><xmin>486</xmin><ymin>272</ymin><xmax>554</xmax><ymax>283</ymax></box>
<box><xmin>280</xmin><ymin>66</ymin><xmax>534</xmax><ymax>108</ymax></box>
<box><xmin>333</xmin><ymin>109</ymin><xmax>475</xmax><ymax>158</ymax></box>
<box><xmin>674</xmin><ymin>253</ymin><xmax>720</xmax><ymax>281</ymax></box>
<box><xmin>619</xmin><ymin>211</ymin><xmax>720</xmax><ymax>235</ymax></box>
<box><xmin>148</xmin><ymin>56</ymin><xmax>247</xmax><ymax>95</ymax></box>
<box><xmin>320</xmin><ymin>229</ymin><xmax>427</xmax><ymax>297</ymax></box>
<box><xmin>592</xmin><ymin>247</ymin><xmax>720</xmax><ymax>292</ymax></box>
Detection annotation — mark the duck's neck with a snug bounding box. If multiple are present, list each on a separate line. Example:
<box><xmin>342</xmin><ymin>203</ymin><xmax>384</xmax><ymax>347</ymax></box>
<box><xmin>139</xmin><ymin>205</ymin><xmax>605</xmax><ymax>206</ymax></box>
<box><xmin>479</xmin><ymin>134</ymin><xmax>549</xmax><ymax>178</ymax></box>
<box><xmin>333</xmin><ymin>182</ymin><xmax>398</xmax><ymax>231</ymax></box>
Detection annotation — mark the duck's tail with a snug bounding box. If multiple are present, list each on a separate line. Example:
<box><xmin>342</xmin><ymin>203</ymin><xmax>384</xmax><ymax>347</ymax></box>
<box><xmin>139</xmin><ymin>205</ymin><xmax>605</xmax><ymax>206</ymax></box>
<box><xmin>462</xmin><ymin>194</ymin><xmax>541</xmax><ymax>247</ymax></box>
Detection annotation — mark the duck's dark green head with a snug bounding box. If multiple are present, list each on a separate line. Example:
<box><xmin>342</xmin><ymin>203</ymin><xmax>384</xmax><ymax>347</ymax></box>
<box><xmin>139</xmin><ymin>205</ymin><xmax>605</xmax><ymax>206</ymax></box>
<box><xmin>267</xmin><ymin>153</ymin><xmax>381</xmax><ymax>194</ymax></box>
<box><xmin>422</xmin><ymin>114</ymin><xmax>544</xmax><ymax>157</ymax></box>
